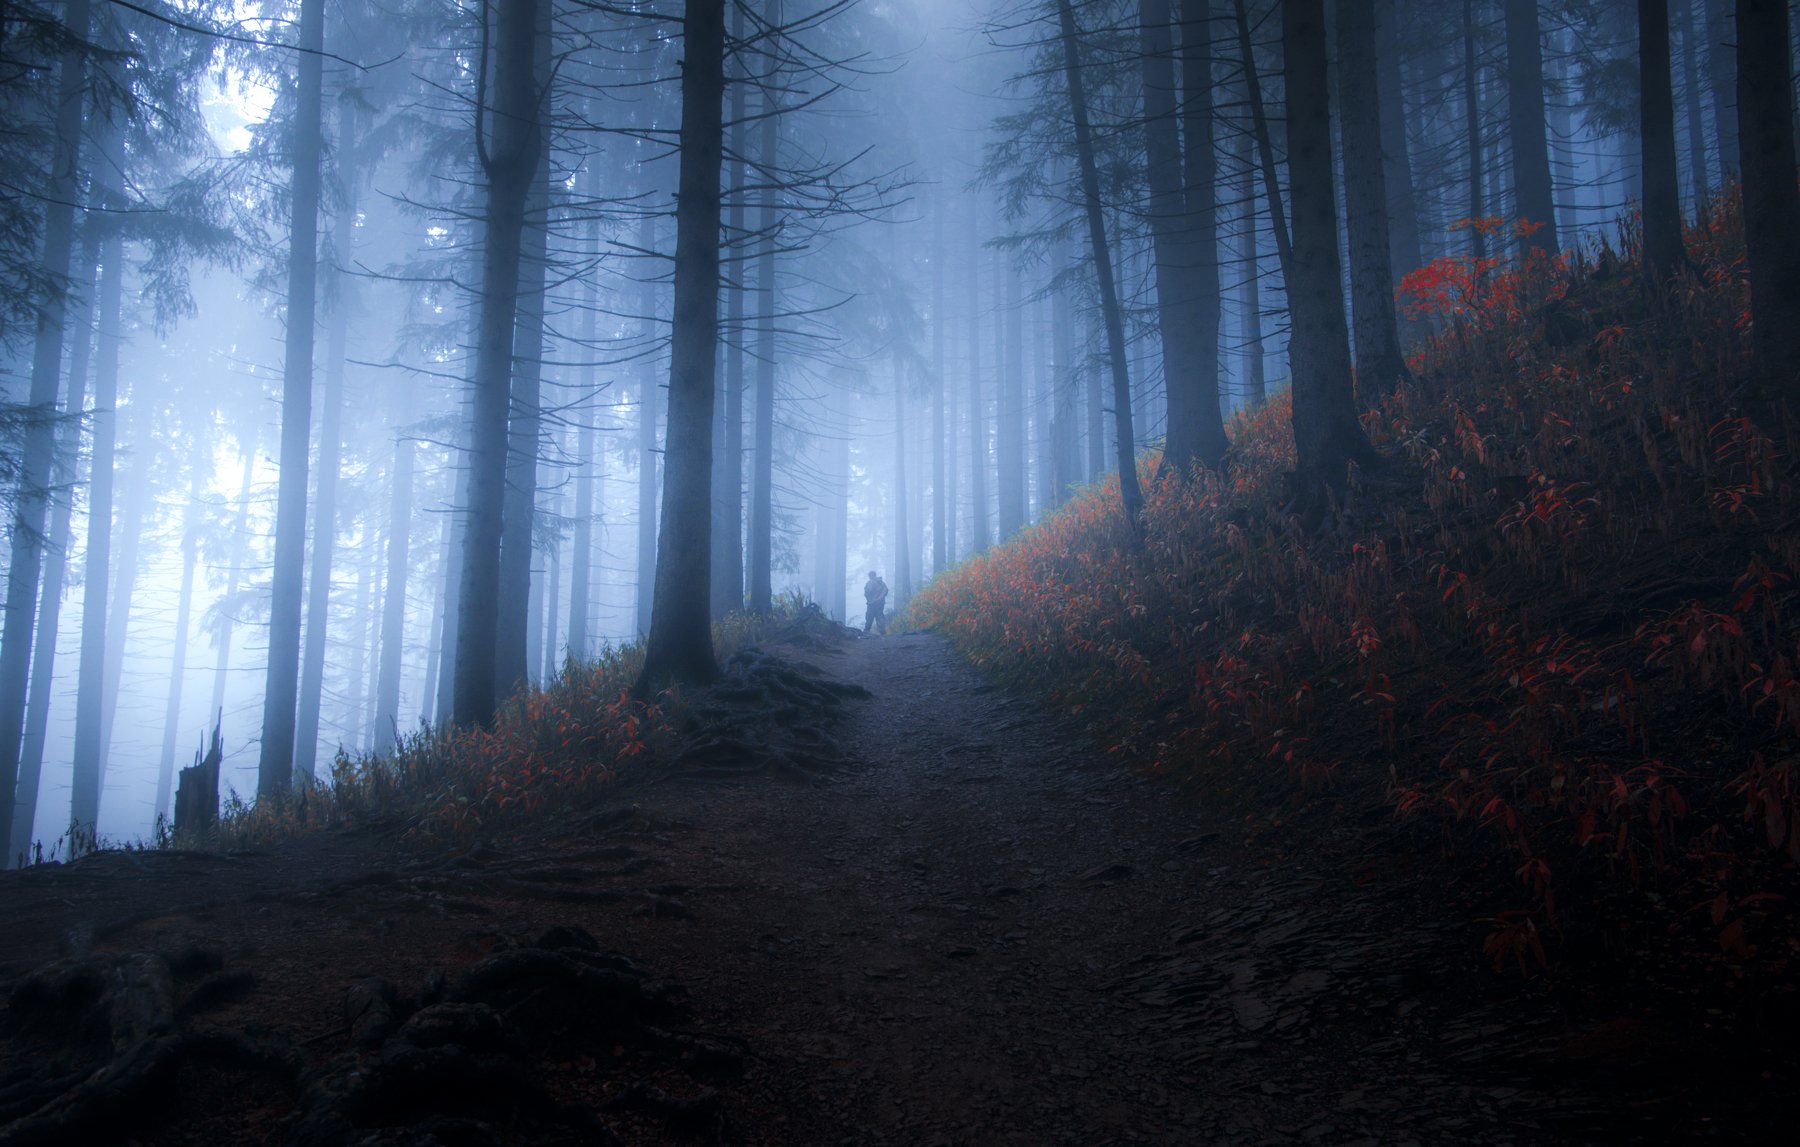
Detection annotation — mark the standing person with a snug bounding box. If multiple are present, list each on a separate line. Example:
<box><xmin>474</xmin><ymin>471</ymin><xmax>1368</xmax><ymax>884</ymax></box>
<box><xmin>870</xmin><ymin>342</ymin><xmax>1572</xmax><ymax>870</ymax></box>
<box><xmin>863</xmin><ymin>570</ymin><xmax>890</xmax><ymax>635</ymax></box>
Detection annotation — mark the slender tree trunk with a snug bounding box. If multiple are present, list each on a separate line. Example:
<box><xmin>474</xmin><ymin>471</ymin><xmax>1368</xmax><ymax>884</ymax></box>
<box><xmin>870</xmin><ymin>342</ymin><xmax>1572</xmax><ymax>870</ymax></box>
<box><xmin>69</xmin><ymin>196</ymin><xmax>126</xmax><ymax>839</ymax></box>
<box><xmin>1056</xmin><ymin>0</ymin><xmax>1144</xmax><ymax>529</ymax></box>
<box><xmin>155</xmin><ymin>462</ymin><xmax>205</xmax><ymax>824</ymax></box>
<box><xmin>748</xmin><ymin>8</ymin><xmax>780</xmax><ymax>614</ymax></box>
<box><xmin>1337</xmin><ymin>0</ymin><xmax>1411</xmax><ymax>401</ymax></box>
<box><xmin>454</xmin><ymin>0</ymin><xmax>541</xmax><ymax>727</ymax></box>
<box><xmin>1463</xmin><ymin>0</ymin><xmax>1487</xmax><ymax>263</ymax></box>
<box><xmin>1641</xmin><ymin>0</ymin><xmax>1689</xmax><ymax>279</ymax></box>
<box><xmin>1233</xmin><ymin>0</ymin><xmax>1293</xmax><ymax>274</ymax></box>
<box><xmin>1550</xmin><ymin>37</ymin><xmax>1580</xmax><ymax>239</ymax></box>
<box><xmin>569</xmin><ymin>162</ymin><xmax>600</xmax><ymax>659</ymax></box>
<box><xmin>713</xmin><ymin>0</ymin><xmax>748</xmax><ymax>617</ymax></box>
<box><xmin>1376</xmin><ymin>5</ymin><xmax>1424</xmax><ymax>283</ymax></box>
<box><xmin>1737</xmin><ymin>0</ymin><xmax>1800</xmax><ymax>396</ymax></box>
<box><xmin>635</xmin><ymin>0</ymin><xmax>725</xmax><ymax>689</ymax></box>
<box><xmin>1032</xmin><ymin>273</ymin><xmax>1053</xmax><ymax>514</ymax></box>
<box><xmin>1145</xmin><ymin>0</ymin><xmax>1226</xmax><ymax>474</ymax></box>
<box><xmin>997</xmin><ymin>253</ymin><xmax>1026</xmax><ymax>537</ymax></box>
<box><xmin>420</xmin><ymin>507</ymin><xmax>448</xmax><ymax>726</ymax></box>
<box><xmin>209</xmin><ymin>451</ymin><xmax>254</xmax><ymax>725</ymax></box>
<box><xmin>966</xmin><ymin>204</ymin><xmax>990</xmax><ymax>553</ymax></box>
<box><xmin>1050</xmin><ymin>241</ymin><xmax>1081</xmax><ymax>505</ymax></box>
<box><xmin>931</xmin><ymin>198</ymin><xmax>947</xmax><ymax>572</ymax></box>
<box><xmin>1237</xmin><ymin>121</ymin><xmax>1267</xmax><ymax>408</ymax></box>
<box><xmin>295</xmin><ymin>96</ymin><xmax>356</xmax><ymax>784</ymax></box>
<box><xmin>435</xmin><ymin>416</ymin><xmax>468</xmax><ymax>722</ymax></box>
<box><xmin>96</xmin><ymin>416</ymin><xmax>150</xmax><ymax>811</ymax></box>
<box><xmin>346</xmin><ymin>517</ymin><xmax>376</xmax><ymax>751</ymax></box>
<box><xmin>892</xmin><ymin>364</ymin><xmax>912</xmax><ymax>605</ymax></box>
<box><xmin>1285</xmin><ymin>0</ymin><xmax>1382</xmax><ymax>503</ymax></box>
<box><xmin>1678</xmin><ymin>0</ymin><xmax>1713</xmax><ymax>208</ymax></box>
<box><xmin>373</xmin><ymin>414</ymin><xmax>414</xmax><ymax>753</ymax></box>
<box><xmin>499</xmin><ymin>2</ymin><xmax>553</xmax><ymax>693</ymax></box>
<box><xmin>0</xmin><ymin>0</ymin><xmax>90</xmax><ymax>863</ymax></box>
<box><xmin>539</xmin><ymin>464</ymin><xmax>560</xmax><ymax>683</ymax></box>
<box><xmin>1503</xmin><ymin>0</ymin><xmax>1560</xmax><ymax>253</ymax></box>
<box><xmin>1707</xmin><ymin>0</ymin><xmax>1740</xmax><ymax>175</ymax></box>
<box><xmin>1085</xmin><ymin>310</ymin><xmax>1104</xmax><ymax>478</ymax></box>
<box><xmin>259</xmin><ymin>0</ymin><xmax>326</xmax><ymax>789</ymax></box>
<box><xmin>12</xmin><ymin>230</ymin><xmax>98</xmax><ymax>862</ymax></box>
<box><xmin>635</xmin><ymin>207</ymin><xmax>661</xmax><ymax>636</ymax></box>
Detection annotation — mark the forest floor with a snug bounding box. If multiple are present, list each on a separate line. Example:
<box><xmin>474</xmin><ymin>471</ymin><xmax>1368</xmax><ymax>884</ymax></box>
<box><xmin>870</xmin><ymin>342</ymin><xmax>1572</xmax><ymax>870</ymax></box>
<box><xmin>0</xmin><ymin>624</ymin><xmax>1789</xmax><ymax>1145</ymax></box>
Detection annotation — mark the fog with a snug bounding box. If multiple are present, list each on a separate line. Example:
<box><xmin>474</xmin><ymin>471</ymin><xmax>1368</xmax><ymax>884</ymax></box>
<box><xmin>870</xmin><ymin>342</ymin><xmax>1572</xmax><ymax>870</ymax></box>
<box><xmin>0</xmin><ymin>0</ymin><xmax>1752</xmax><ymax>855</ymax></box>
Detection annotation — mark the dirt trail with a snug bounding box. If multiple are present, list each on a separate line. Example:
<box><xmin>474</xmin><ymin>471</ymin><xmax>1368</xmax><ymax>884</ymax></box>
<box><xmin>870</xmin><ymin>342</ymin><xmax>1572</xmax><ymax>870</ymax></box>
<box><xmin>0</xmin><ymin>628</ymin><xmax>1766</xmax><ymax>1145</ymax></box>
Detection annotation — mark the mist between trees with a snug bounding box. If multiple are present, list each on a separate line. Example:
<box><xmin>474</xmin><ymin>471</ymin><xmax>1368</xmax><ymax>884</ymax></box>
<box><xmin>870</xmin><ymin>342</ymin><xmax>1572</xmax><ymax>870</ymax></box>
<box><xmin>0</xmin><ymin>0</ymin><xmax>1793</xmax><ymax>858</ymax></box>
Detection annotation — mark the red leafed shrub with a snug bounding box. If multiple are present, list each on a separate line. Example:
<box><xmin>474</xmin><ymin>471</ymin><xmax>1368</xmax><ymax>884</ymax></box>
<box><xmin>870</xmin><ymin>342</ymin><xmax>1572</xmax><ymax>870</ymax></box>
<box><xmin>911</xmin><ymin>190</ymin><xmax>1800</xmax><ymax>980</ymax></box>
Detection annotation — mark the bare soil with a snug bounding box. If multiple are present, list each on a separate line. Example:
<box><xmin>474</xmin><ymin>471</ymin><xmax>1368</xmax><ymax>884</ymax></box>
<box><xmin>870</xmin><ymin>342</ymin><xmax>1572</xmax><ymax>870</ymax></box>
<box><xmin>0</xmin><ymin>627</ymin><xmax>1787</xmax><ymax>1145</ymax></box>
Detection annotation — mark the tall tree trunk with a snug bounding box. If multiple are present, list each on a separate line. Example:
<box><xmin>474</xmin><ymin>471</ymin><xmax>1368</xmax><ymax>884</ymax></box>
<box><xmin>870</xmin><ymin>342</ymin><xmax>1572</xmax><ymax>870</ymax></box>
<box><xmin>892</xmin><ymin>364</ymin><xmax>912</xmax><ymax>604</ymax></box>
<box><xmin>346</xmin><ymin>515</ymin><xmax>376</xmax><ymax>751</ymax></box>
<box><xmin>1503</xmin><ymin>0</ymin><xmax>1560</xmax><ymax>253</ymax></box>
<box><xmin>1337</xmin><ymin>0</ymin><xmax>1411</xmax><ymax>401</ymax></box>
<box><xmin>1050</xmin><ymin>242</ymin><xmax>1081</xmax><ymax>506</ymax></box>
<box><xmin>635</xmin><ymin>0</ymin><xmax>725</xmax><ymax>690</ymax></box>
<box><xmin>499</xmin><ymin>1</ymin><xmax>553</xmax><ymax>693</ymax></box>
<box><xmin>420</xmin><ymin>508</ymin><xmax>448</xmax><ymax>726</ymax></box>
<box><xmin>373</xmin><ymin>411</ymin><xmax>414</xmax><ymax>754</ymax></box>
<box><xmin>1233</xmin><ymin>0</ymin><xmax>1294</xmax><ymax>273</ymax></box>
<box><xmin>1145</xmin><ymin>0</ymin><xmax>1227</xmax><ymax>475</ymax></box>
<box><xmin>713</xmin><ymin>0</ymin><xmax>748</xmax><ymax>617</ymax></box>
<box><xmin>1056</xmin><ymin>0</ymin><xmax>1144</xmax><ymax>530</ymax></box>
<box><xmin>1237</xmin><ymin>122</ymin><xmax>1267</xmax><ymax>408</ymax></box>
<box><xmin>1285</xmin><ymin>0</ymin><xmax>1382</xmax><ymax>502</ymax></box>
<box><xmin>1707</xmin><ymin>0</ymin><xmax>1740</xmax><ymax>175</ymax></box>
<box><xmin>155</xmin><ymin>462</ymin><xmax>205</xmax><ymax>824</ymax></box>
<box><xmin>1641</xmin><ymin>0</ymin><xmax>1688</xmax><ymax>279</ymax></box>
<box><xmin>69</xmin><ymin>194</ymin><xmax>126</xmax><ymax>840</ymax></box>
<box><xmin>295</xmin><ymin>95</ymin><xmax>357</xmax><ymax>784</ymax></box>
<box><xmin>539</xmin><ymin>463</ymin><xmax>560</xmax><ymax>683</ymax></box>
<box><xmin>1550</xmin><ymin>35</ymin><xmax>1580</xmax><ymax>239</ymax></box>
<box><xmin>748</xmin><ymin>7</ymin><xmax>780</xmax><ymax>614</ymax></box>
<box><xmin>931</xmin><ymin>198</ymin><xmax>947</xmax><ymax>572</ymax></box>
<box><xmin>259</xmin><ymin>0</ymin><xmax>326</xmax><ymax>789</ymax></box>
<box><xmin>1376</xmin><ymin>4</ymin><xmax>1424</xmax><ymax>283</ymax></box>
<box><xmin>635</xmin><ymin>207</ymin><xmax>661</xmax><ymax>635</ymax></box>
<box><xmin>966</xmin><ymin>204</ymin><xmax>990</xmax><ymax>553</ymax></box>
<box><xmin>454</xmin><ymin>0</ymin><xmax>541</xmax><ymax>727</ymax></box>
<box><xmin>0</xmin><ymin>0</ymin><xmax>90</xmax><ymax>863</ymax></box>
<box><xmin>434</xmin><ymin>414</ymin><xmax>468</xmax><ymax>722</ymax></box>
<box><xmin>1463</xmin><ymin>0</ymin><xmax>1487</xmax><ymax>263</ymax></box>
<box><xmin>570</xmin><ymin>159</ymin><xmax>601</xmax><ymax>659</ymax></box>
<box><xmin>1085</xmin><ymin>310</ymin><xmax>1104</xmax><ymax>478</ymax></box>
<box><xmin>12</xmin><ymin>230</ymin><xmax>99</xmax><ymax>862</ymax></box>
<box><xmin>209</xmin><ymin>450</ymin><xmax>255</xmax><ymax>726</ymax></box>
<box><xmin>98</xmin><ymin>426</ymin><xmax>151</xmax><ymax>794</ymax></box>
<box><xmin>1678</xmin><ymin>0</ymin><xmax>1713</xmax><ymax>208</ymax></box>
<box><xmin>1736</xmin><ymin>0</ymin><xmax>1800</xmax><ymax>396</ymax></box>
<box><xmin>997</xmin><ymin>253</ymin><xmax>1026</xmax><ymax>537</ymax></box>
<box><xmin>1032</xmin><ymin>272</ymin><xmax>1053</xmax><ymax>515</ymax></box>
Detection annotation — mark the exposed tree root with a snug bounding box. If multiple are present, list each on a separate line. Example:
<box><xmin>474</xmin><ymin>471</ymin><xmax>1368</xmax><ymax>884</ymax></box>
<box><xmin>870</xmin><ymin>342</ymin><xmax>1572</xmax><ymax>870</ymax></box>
<box><xmin>0</xmin><ymin>922</ymin><xmax>738</xmax><ymax>1146</ymax></box>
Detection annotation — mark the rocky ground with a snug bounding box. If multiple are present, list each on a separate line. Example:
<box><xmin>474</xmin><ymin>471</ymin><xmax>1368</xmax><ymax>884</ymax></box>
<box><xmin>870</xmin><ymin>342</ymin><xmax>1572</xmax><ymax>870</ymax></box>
<box><xmin>0</xmin><ymin>626</ymin><xmax>1787</xmax><ymax>1145</ymax></box>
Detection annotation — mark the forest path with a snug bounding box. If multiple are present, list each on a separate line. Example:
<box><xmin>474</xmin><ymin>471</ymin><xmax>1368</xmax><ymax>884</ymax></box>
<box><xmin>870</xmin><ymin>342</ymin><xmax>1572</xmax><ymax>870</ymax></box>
<box><xmin>614</xmin><ymin>629</ymin><xmax>1600</xmax><ymax>1145</ymax></box>
<box><xmin>0</xmin><ymin>629</ymin><xmax>1703</xmax><ymax>1145</ymax></box>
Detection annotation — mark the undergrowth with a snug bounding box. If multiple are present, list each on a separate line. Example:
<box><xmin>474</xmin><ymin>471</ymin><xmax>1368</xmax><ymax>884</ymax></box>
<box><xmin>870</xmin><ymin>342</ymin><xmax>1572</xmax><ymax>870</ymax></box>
<box><xmin>208</xmin><ymin>599</ymin><xmax>822</xmax><ymax>848</ymax></box>
<box><xmin>911</xmin><ymin>192</ymin><xmax>1800</xmax><ymax>990</ymax></box>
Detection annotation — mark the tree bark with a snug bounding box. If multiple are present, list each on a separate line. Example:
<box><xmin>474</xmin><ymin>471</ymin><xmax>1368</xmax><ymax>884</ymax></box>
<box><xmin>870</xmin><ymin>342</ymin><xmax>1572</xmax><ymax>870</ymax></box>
<box><xmin>373</xmin><ymin>413</ymin><xmax>414</xmax><ymax>754</ymax></box>
<box><xmin>1050</xmin><ymin>241</ymin><xmax>1081</xmax><ymax>505</ymax></box>
<box><xmin>1736</xmin><ymin>0</ymin><xmax>1800</xmax><ymax>396</ymax></box>
<box><xmin>1057</xmin><ymin>0</ymin><xmax>1144</xmax><ymax>530</ymax></box>
<box><xmin>0</xmin><ymin>0</ymin><xmax>90</xmax><ymax>863</ymax></box>
<box><xmin>259</xmin><ymin>0</ymin><xmax>326</xmax><ymax>788</ymax></box>
<box><xmin>892</xmin><ymin>363</ymin><xmax>912</xmax><ymax>604</ymax></box>
<box><xmin>1144</xmin><ymin>0</ymin><xmax>1226</xmax><ymax>474</ymax></box>
<box><xmin>1236</xmin><ymin>122</ymin><xmax>1267</xmax><ymax>408</ymax></box>
<box><xmin>1376</xmin><ymin>4</ymin><xmax>1423</xmax><ymax>283</ymax></box>
<box><xmin>1503</xmin><ymin>0</ymin><xmax>1560</xmax><ymax>254</ymax></box>
<box><xmin>931</xmin><ymin>197</ymin><xmax>948</xmax><ymax>570</ymax></box>
<box><xmin>499</xmin><ymin>0</ymin><xmax>553</xmax><ymax>691</ymax></box>
<box><xmin>11</xmin><ymin>230</ymin><xmax>98</xmax><ymax>862</ymax></box>
<box><xmin>634</xmin><ymin>206</ymin><xmax>661</xmax><ymax>635</ymax></box>
<box><xmin>1463</xmin><ymin>0</ymin><xmax>1487</xmax><ymax>263</ymax></box>
<box><xmin>747</xmin><ymin>5</ymin><xmax>780</xmax><ymax>614</ymax></box>
<box><xmin>1707</xmin><ymin>0</ymin><xmax>1740</xmax><ymax>175</ymax></box>
<box><xmin>635</xmin><ymin>0</ymin><xmax>726</xmax><ymax>690</ymax></box>
<box><xmin>1336</xmin><ymin>0</ymin><xmax>1411</xmax><ymax>401</ymax></box>
<box><xmin>69</xmin><ymin>182</ymin><xmax>126</xmax><ymax>839</ymax></box>
<box><xmin>1284</xmin><ymin>0</ymin><xmax>1382</xmax><ymax>502</ymax></box>
<box><xmin>454</xmin><ymin>0</ymin><xmax>541</xmax><ymax>727</ymax></box>
<box><xmin>1640</xmin><ymin>0</ymin><xmax>1688</xmax><ymax>280</ymax></box>
<box><xmin>155</xmin><ymin>461</ymin><xmax>205</xmax><ymax>824</ymax></box>
<box><xmin>1678</xmin><ymin>0</ymin><xmax>1713</xmax><ymax>208</ymax></box>
<box><xmin>997</xmin><ymin>252</ymin><xmax>1025</xmax><ymax>537</ymax></box>
<box><xmin>713</xmin><ymin>0</ymin><xmax>748</xmax><ymax>616</ymax></box>
<box><xmin>966</xmin><ymin>202</ymin><xmax>989</xmax><ymax>553</ymax></box>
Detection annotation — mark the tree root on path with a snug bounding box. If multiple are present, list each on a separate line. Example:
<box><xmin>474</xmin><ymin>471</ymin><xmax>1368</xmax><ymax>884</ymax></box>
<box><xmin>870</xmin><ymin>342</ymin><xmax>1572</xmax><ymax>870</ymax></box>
<box><xmin>666</xmin><ymin>644</ymin><xmax>871</xmax><ymax>786</ymax></box>
<box><xmin>1</xmin><ymin>923</ymin><xmax>739</xmax><ymax>1146</ymax></box>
